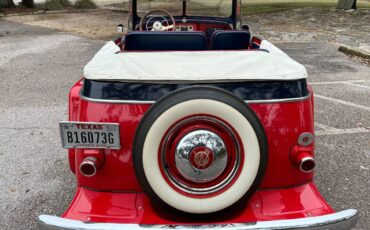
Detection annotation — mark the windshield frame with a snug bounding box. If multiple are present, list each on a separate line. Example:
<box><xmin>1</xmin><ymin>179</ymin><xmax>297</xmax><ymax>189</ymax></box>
<box><xmin>129</xmin><ymin>0</ymin><xmax>241</xmax><ymax>31</ymax></box>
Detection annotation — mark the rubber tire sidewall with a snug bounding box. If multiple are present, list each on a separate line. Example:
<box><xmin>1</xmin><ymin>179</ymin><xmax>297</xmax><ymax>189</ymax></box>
<box><xmin>133</xmin><ymin>86</ymin><xmax>268</xmax><ymax>214</ymax></box>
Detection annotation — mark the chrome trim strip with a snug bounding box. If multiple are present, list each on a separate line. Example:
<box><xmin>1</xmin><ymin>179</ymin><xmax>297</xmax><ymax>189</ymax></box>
<box><xmin>80</xmin><ymin>91</ymin><xmax>311</xmax><ymax>105</ymax></box>
<box><xmin>38</xmin><ymin>209</ymin><xmax>358</xmax><ymax>230</ymax></box>
<box><xmin>246</xmin><ymin>93</ymin><xmax>311</xmax><ymax>104</ymax></box>
<box><xmin>80</xmin><ymin>92</ymin><xmax>156</xmax><ymax>104</ymax></box>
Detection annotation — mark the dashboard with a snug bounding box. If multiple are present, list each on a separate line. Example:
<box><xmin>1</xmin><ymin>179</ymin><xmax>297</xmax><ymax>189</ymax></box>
<box><xmin>175</xmin><ymin>25</ymin><xmax>194</xmax><ymax>32</ymax></box>
<box><xmin>173</xmin><ymin>23</ymin><xmax>230</xmax><ymax>35</ymax></box>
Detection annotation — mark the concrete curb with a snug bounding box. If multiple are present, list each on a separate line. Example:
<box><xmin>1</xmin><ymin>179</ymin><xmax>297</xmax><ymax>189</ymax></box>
<box><xmin>339</xmin><ymin>44</ymin><xmax>370</xmax><ymax>60</ymax></box>
<box><xmin>0</xmin><ymin>10</ymin><xmax>45</xmax><ymax>17</ymax></box>
<box><xmin>0</xmin><ymin>8</ymin><xmax>103</xmax><ymax>17</ymax></box>
<box><xmin>101</xmin><ymin>7</ymin><xmax>128</xmax><ymax>13</ymax></box>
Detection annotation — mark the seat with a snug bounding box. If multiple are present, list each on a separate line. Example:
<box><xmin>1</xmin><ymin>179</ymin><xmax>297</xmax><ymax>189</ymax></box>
<box><xmin>211</xmin><ymin>30</ymin><xmax>251</xmax><ymax>50</ymax></box>
<box><xmin>124</xmin><ymin>31</ymin><xmax>207</xmax><ymax>51</ymax></box>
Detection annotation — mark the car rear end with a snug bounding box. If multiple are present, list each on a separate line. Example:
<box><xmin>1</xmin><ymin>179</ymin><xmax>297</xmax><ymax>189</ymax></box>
<box><xmin>38</xmin><ymin>41</ymin><xmax>357</xmax><ymax>229</ymax></box>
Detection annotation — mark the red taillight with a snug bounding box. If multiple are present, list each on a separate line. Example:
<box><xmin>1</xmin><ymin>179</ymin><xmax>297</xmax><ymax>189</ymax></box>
<box><xmin>80</xmin><ymin>157</ymin><xmax>97</xmax><ymax>177</ymax></box>
<box><xmin>298</xmin><ymin>132</ymin><xmax>314</xmax><ymax>146</ymax></box>
<box><xmin>79</xmin><ymin>150</ymin><xmax>104</xmax><ymax>177</ymax></box>
<box><xmin>291</xmin><ymin>132</ymin><xmax>315</xmax><ymax>173</ymax></box>
<box><xmin>294</xmin><ymin>152</ymin><xmax>316</xmax><ymax>173</ymax></box>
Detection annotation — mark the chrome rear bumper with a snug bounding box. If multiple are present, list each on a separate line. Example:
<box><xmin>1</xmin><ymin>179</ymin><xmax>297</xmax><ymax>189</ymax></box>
<box><xmin>38</xmin><ymin>209</ymin><xmax>358</xmax><ymax>230</ymax></box>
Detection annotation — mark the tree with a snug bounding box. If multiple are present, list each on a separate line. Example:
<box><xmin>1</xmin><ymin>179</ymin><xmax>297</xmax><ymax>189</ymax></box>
<box><xmin>0</xmin><ymin>0</ymin><xmax>16</xmax><ymax>8</ymax></box>
<box><xmin>337</xmin><ymin>0</ymin><xmax>357</xmax><ymax>10</ymax></box>
<box><xmin>0</xmin><ymin>0</ymin><xmax>34</xmax><ymax>7</ymax></box>
<box><xmin>22</xmin><ymin>0</ymin><xmax>34</xmax><ymax>7</ymax></box>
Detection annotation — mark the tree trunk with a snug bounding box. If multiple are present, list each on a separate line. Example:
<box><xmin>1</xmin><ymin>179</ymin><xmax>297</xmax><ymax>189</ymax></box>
<box><xmin>22</xmin><ymin>0</ymin><xmax>34</xmax><ymax>7</ymax></box>
<box><xmin>6</xmin><ymin>0</ymin><xmax>15</xmax><ymax>7</ymax></box>
<box><xmin>337</xmin><ymin>0</ymin><xmax>357</xmax><ymax>10</ymax></box>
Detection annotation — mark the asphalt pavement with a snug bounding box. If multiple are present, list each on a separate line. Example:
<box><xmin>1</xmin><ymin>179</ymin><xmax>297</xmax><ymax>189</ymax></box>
<box><xmin>0</xmin><ymin>19</ymin><xmax>369</xmax><ymax>229</ymax></box>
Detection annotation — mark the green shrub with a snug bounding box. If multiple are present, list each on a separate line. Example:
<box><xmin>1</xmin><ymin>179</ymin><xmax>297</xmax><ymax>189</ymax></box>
<box><xmin>0</xmin><ymin>0</ymin><xmax>15</xmax><ymax>8</ymax></box>
<box><xmin>74</xmin><ymin>0</ymin><xmax>97</xmax><ymax>9</ymax></box>
<box><xmin>44</xmin><ymin>0</ymin><xmax>72</xmax><ymax>11</ymax></box>
<box><xmin>59</xmin><ymin>0</ymin><xmax>72</xmax><ymax>7</ymax></box>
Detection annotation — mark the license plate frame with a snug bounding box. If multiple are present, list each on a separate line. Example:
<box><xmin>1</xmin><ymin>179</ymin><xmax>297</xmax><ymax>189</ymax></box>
<box><xmin>59</xmin><ymin>121</ymin><xmax>121</xmax><ymax>149</ymax></box>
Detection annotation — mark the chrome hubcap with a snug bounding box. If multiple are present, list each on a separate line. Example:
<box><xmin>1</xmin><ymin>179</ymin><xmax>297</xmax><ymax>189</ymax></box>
<box><xmin>160</xmin><ymin>116</ymin><xmax>242</xmax><ymax>195</ymax></box>
<box><xmin>175</xmin><ymin>130</ymin><xmax>228</xmax><ymax>183</ymax></box>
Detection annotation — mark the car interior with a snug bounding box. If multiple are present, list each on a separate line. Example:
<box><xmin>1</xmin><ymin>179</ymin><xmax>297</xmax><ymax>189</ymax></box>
<box><xmin>117</xmin><ymin>0</ymin><xmax>266</xmax><ymax>51</ymax></box>
<box><xmin>124</xmin><ymin>30</ymin><xmax>251</xmax><ymax>51</ymax></box>
<box><xmin>121</xmin><ymin>1</ymin><xmax>256</xmax><ymax>51</ymax></box>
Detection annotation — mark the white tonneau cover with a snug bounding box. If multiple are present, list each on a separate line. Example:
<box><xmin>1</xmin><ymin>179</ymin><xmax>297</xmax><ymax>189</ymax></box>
<box><xmin>84</xmin><ymin>40</ymin><xmax>307</xmax><ymax>83</ymax></box>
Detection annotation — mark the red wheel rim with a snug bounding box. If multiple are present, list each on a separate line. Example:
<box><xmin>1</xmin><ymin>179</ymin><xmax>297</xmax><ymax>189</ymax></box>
<box><xmin>159</xmin><ymin>115</ymin><xmax>244</xmax><ymax>198</ymax></box>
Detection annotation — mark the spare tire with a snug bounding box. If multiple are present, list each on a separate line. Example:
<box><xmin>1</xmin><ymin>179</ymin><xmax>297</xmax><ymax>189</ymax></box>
<box><xmin>133</xmin><ymin>86</ymin><xmax>267</xmax><ymax>214</ymax></box>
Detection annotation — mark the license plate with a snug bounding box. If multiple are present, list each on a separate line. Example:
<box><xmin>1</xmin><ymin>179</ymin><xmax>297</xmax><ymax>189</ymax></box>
<box><xmin>59</xmin><ymin>122</ymin><xmax>120</xmax><ymax>149</ymax></box>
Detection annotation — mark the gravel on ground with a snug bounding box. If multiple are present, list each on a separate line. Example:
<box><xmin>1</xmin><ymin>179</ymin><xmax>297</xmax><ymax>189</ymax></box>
<box><xmin>3</xmin><ymin>7</ymin><xmax>370</xmax><ymax>51</ymax></box>
<box><xmin>3</xmin><ymin>10</ymin><xmax>128</xmax><ymax>40</ymax></box>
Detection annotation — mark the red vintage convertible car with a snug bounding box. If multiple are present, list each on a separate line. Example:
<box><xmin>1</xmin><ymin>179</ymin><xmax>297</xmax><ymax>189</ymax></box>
<box><xmin>38</xmin><ymin>0</ymin><xmax>358</xmax><ymax>229</ymax></box>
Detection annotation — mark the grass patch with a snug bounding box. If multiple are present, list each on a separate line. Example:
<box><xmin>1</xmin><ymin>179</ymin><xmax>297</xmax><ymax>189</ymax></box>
<box><xmin>74</xmin><ymin>0</ymin><xmax>97</xmax><ymax>9</ymax></box>
<box><xmin>43</xmin><ymin>0</ymin><xmax>72</xmax><ymax>11</ymax></box>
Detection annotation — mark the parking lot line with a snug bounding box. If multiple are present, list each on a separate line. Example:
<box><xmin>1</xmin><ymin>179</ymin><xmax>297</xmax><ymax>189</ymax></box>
<box><xmin>314</xmin><ymin>94</ymin><xmax>370</xmax><ymax>112</ymax></box>
<box><xmin>342</xmin><ymin>82</ymin><xmax>370</xmax><ymax>90</ymax></box>
<box><xmin>314</xmin><ymin>122</ymin><xmax>332</xmax><ymax>130</ymax></box>
<box><xmin>316</xmin><ymin>127</ymin><xmax>370</xmax><ymax>136</ymax></box>
<box><xmin>310</xmin><ymin>80</ymin><xmax>370</xmax><ymax>85</ymax></box>
<box><xmin>314</xmin><ymin>122</ymin><xmax>369</xmax><ymax>136</ymax></box>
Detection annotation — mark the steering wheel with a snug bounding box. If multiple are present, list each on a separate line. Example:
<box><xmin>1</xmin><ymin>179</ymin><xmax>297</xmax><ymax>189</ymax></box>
<box><xmin>140</xmin><ymin>9</ymin><xmax>176</xmax><ymax>32</ymax></box>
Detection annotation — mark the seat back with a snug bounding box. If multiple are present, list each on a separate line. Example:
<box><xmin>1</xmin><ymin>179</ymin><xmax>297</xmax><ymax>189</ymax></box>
<box><xmin>211</xmin><ymin>30</ymin><xmax>251</xmax><ymax>50</ymax></box>
<box><xmin>124</xmin><ymin>31</ymin><xmax>207</xmax><ymax>51</ymax></box>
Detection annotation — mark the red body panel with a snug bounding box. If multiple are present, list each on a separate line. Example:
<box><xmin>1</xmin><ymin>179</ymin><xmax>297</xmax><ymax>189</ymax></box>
<box><xmin>67</xmin><ymin>80</ymin><xmax>83</xmax><ymax>174</ymax></box>
<box><xmin>68</xmin><ymin>82</ymin><xmax>314</xmax><ymax>191</ymax></box>
<box><xmin>250</xmin><ymin>100</ymin><xmax>314</xmax><ymax>188</ymax></box>
<box><xmin>62</xmin><ymin>182</ymin><xmax>333</xmax><ymax>224</ymax></box>
<box><xmin>63</xmin><ymin>81</ymin><xmax>329</xmax><ymax>224</ymax></box>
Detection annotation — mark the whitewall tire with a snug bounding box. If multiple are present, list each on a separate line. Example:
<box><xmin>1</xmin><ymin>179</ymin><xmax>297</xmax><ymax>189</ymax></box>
<box><xmin>133</xmin><ymin>86</ymin><xmax>267</xmax><ymax>214</ymax></box>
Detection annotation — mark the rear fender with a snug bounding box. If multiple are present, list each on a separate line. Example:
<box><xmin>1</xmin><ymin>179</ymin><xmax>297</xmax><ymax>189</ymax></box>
<box><xmin>68</xmin><ymin>79</ymin><xmax>84</xmax><ymax>174</ymax></box>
